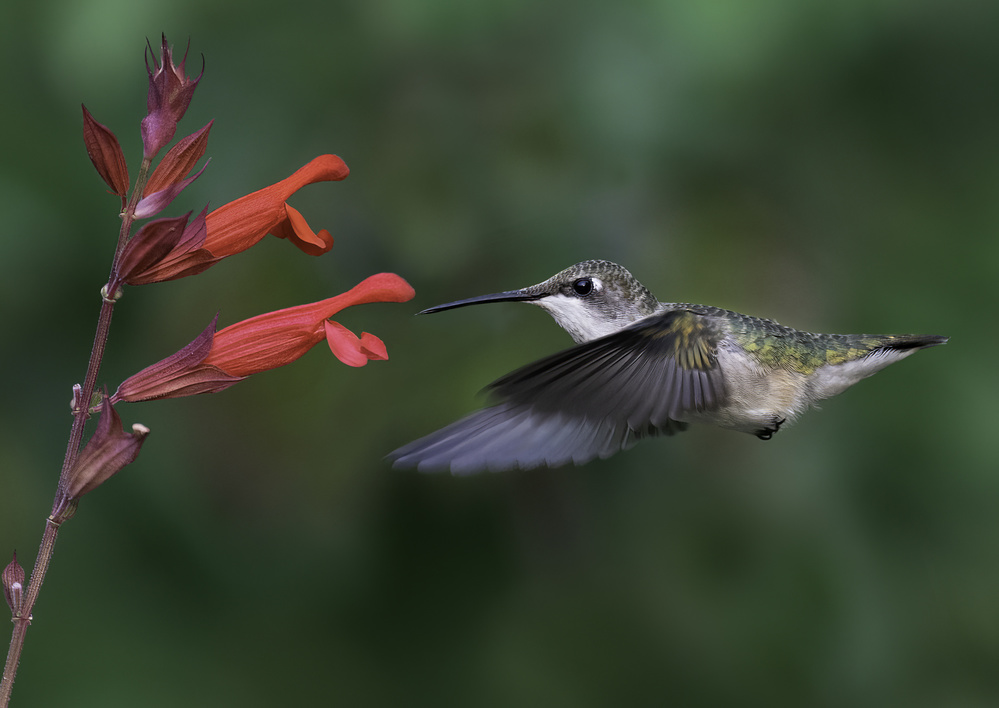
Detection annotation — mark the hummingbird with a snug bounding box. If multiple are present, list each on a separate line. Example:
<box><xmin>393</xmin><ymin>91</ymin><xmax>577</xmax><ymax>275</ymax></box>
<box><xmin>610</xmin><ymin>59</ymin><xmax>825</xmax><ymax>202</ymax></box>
<box><xmin>390</xmin><ymin>260</ymin><xmax>948</xmax><ymax>474</ymax></box>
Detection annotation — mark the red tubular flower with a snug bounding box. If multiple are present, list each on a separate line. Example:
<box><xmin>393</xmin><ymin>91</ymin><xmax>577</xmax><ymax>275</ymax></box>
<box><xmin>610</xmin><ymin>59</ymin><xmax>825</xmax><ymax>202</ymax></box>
<box><xmin>120</xmin><ymin>155</ymin><xmax>349</xmax><ymax>285</ymax></box>
<box><xmin>207</xmin><ymin>272</ymin><xmax>413</xmax><ymax>374</ymax></box>
<box><xmin>113</xmin><ymin>273</ymin><xmax>415</xmax><ymax>402</ymax></box>
<box><xmin>203</xmin><ymin>154</ymin><xmax>348</xmax><ymax>257</ymax></box>
<box><xmin>141</xmin><ymin>35</ymin><xmax>203</xmax><ymax>159</ymax></box>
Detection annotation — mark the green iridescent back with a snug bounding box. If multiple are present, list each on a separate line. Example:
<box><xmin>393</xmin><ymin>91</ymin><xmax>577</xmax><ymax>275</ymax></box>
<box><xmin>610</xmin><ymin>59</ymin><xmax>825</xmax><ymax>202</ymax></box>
<box><xmin>672</xmin><ymin>303</ymin><xmax>916</xmax><ymax>374</ymax></box>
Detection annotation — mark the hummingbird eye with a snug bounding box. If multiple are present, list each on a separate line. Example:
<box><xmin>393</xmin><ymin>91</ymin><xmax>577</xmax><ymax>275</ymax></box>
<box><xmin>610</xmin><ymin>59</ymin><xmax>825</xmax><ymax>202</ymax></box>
<box><xmin>572</xmin><ymin>278</ymin><xmax>593</xmax><ymax>296</ymax></box>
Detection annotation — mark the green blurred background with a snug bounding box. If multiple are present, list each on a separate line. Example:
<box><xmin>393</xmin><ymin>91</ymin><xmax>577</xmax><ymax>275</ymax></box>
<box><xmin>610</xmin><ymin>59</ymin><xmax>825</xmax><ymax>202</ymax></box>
<box><xmin>1</xmin><ymin>1</ymin><xmax>996</xmax><ymax>705</ymax></box>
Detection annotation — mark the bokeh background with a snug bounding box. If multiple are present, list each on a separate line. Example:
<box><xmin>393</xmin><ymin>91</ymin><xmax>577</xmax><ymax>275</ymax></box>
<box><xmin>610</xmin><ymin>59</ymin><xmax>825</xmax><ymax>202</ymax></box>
<box><xmin>1</xmin><ymin>1</ymin><xmax>997</xmax><ymax>706</ymax></box>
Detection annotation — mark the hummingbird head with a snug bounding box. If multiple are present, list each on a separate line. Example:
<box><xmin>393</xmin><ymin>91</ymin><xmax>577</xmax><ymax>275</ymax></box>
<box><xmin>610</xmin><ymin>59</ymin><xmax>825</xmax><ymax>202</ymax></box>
<box><xmin>421</xmin><ymin>260</ymin><xmax>660</xmax><ymax>343</ymax></box>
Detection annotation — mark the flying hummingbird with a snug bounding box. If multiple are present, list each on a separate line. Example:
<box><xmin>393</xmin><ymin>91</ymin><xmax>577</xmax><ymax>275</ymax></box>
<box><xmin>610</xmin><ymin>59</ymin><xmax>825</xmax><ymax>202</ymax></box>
<box><xmin>390</xmin><ymin>260</ymin><xmax>947</xmax><ymax>474</ymax></box>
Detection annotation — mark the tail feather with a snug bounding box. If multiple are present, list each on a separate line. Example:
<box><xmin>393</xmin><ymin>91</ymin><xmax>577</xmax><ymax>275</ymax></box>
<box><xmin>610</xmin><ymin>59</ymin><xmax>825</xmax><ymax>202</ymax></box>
<box><xmin>876</xmin><ymin>334</ymin><xmax>949</xmax><ymax>352</ymax></box>
<box><xmin>808</xmin><ymin>333</ymin><xmax>948</xmax><ymax>400</ymax></box>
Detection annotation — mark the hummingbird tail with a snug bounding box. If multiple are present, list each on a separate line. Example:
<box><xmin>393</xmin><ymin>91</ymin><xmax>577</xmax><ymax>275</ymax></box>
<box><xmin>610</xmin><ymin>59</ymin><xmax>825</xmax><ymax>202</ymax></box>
<box><xmin>877</xmin><ymin>334</ymin><xmax>949</xmax><ymax>351</ymax></box>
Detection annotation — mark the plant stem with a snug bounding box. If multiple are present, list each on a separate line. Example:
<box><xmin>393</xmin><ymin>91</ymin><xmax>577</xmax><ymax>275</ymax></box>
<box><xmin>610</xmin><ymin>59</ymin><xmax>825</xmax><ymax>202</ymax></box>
<box><xmin>58</xmin><ymin>157</ymin><xmax>151</xmax><ymax>492</ymax></box>
<box><xmin>0</xmin><ymin>518</ymin><xmax>63</xmax><ymax>708</ymax></box>
<box><xmin>0</xmin><ymin>158</ymin><xmax>151</xmax><ymax>706</ymax></box>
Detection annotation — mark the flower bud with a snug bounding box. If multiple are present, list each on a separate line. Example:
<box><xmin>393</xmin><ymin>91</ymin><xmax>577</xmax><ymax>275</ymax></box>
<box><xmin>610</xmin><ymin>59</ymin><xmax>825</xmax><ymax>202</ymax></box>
<box><xmin>140</xmin><ymin>35</ymin><xmax>203</xmax><ymax>159</ymax></box>
<box><xmin>64</xmin><ymin>397</ymin><xmax>149</xmax><ymax>498</ymax></box>
<box><xmin>3</xmin><ymin>551</ymin><xmax>25</xmax><ymax>616</ymax></box>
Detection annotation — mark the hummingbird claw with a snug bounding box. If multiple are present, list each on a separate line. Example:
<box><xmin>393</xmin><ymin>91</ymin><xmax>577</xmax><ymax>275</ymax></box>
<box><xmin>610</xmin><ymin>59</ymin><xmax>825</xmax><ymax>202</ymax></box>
<box><xmin>755</xmin><ymin>417</ymin><xmax>786</xmax><ymax>441</ymax></box>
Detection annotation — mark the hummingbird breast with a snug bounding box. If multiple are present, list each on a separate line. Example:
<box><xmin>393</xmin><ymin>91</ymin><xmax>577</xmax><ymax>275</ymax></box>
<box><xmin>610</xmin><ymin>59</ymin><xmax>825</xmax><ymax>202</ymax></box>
<box><xmin>686</xmin><ymin>337</ymin><xmax>813</xmax><ymax>434</ymax></box>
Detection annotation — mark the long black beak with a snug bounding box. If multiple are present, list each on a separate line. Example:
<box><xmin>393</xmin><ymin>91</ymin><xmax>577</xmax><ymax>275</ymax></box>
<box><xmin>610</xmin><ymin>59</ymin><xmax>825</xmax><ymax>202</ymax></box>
<box><xmin>419</xmin><ymin>289</ymin><xmax>547</xmax><ymax>315</ymax></box>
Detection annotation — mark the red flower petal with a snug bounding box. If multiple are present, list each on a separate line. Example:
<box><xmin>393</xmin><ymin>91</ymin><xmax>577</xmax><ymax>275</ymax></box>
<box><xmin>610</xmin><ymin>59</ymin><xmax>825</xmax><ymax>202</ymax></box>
<box><xmin>270</xmin><ymin>203</ymin><xmax>334</xmax><ymax>256</ymax></box>
<box><xmin>359</xmin><ymin>332</ymin><xmax>388</xmax><ymax>361</ymax></box>
<box><xmin>324</xmin><ymin>323</ymin><xmax>390</xmax><ymax>367</ymax></box>
<box><xmin>325</xmin><ymin>321</ymin><xmax>368</xmax><ymax>367</ymax></box>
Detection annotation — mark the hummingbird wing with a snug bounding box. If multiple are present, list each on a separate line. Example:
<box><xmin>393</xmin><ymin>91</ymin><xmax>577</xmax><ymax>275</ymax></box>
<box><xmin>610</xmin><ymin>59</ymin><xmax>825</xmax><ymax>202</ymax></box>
<box><xmin>390</xmin><ymin>310</ymin><xmax>728</xmax><ymax>474</ymax></box>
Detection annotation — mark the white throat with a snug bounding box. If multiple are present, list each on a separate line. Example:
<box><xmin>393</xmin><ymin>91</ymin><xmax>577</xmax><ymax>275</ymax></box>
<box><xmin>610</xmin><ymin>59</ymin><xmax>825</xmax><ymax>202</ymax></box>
<box><xmin>533</xmin><ymin>295</ymin><xmax>626</xmax><ymax>343</ymax></box>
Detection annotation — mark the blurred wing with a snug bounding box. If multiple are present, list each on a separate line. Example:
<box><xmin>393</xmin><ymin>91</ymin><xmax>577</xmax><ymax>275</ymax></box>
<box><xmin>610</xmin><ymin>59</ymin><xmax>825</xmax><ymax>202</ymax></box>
<box><xmin>390</xmin><ymin>310</ymin><xmax>727</xmax><ymax>473</ymax></box>
<box><xmin>388</xmin><ymin>402</ymin><xmax>665</xmax><ymax>475</ymax></box>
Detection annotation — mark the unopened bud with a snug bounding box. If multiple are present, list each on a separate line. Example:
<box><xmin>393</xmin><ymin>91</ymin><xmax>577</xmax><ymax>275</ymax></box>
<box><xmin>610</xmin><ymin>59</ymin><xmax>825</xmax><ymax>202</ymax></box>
<box><xmin>3</xmin><ymin>551</ymin><xmax>25</xmax><ymax>615</ymax></box>
<box><xmin>64</xmin><ymin>396</ymin><xmax>149</xmax><ymax>498</ymax></box>
<box><xmin>141</xmin><ymin>35</ymin><xmax>203</xmax><ymax>159</ymax></box>
<box><xmin>70</xmin><ymin>383</ymin><xmax>84</xmax><ymax>413</ymax></box>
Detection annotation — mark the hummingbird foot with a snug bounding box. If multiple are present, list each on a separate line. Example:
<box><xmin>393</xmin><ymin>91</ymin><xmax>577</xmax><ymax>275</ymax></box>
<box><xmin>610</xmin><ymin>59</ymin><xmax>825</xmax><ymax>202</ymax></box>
<box><xmin>755</xmin><ymin>418</ymin><xmax>786</xmax><ymax>441</ymax></box>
